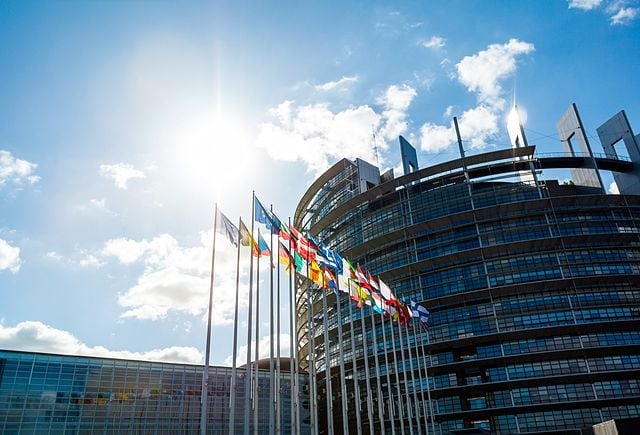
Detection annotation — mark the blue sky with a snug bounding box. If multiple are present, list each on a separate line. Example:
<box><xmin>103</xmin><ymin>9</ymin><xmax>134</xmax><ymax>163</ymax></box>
<box><xmin>1</xmin><ymin>0</ymin><xmax>639</xmax><ymax>365</ymax></box>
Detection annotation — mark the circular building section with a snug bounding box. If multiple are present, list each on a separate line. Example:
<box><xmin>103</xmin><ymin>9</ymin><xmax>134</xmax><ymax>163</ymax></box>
<box><xmin>294</xmin><ymin>143</ymin><xmax>640</xmax><ymax>434</ymax></box>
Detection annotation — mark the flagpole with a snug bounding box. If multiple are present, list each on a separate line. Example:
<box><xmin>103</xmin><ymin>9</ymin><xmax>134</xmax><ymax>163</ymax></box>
<box><xmin>359</xmin><ymin>305</ymin><xmax>375</xmax><ymax>435</ymax></box>
<box><xmin>269</xmin><ymin>227</ymin><xmax>275</xmax><ymax>435</ymax></box>
<box><xmin>271</xmin><ymin>211</ymin><xmax>280</xmax><ymax>435</ymax></box>
<box><xmin>388</xmin><ymin>312</ymin><xmax>406</xmax><ymax>434</ymax></box>
<box><xmin>321</xmin><ymin>286</ymin><xmax>334</xmax><ymax>435</ymax></box>
<box><xmin>346</xmin><ymin>288</ymin><xmax>363</xmax><ymax>435</ymax></box>
<box><xmin>396</xmin><ymin>318</ymin><xmax>415</xmax><ymax>435</ymax></box>
<box><xmin>229</xmin><ymin>216</ymin><xmax>243</xmax><ymax>435</ymax></box>
<box><xmin>244</xmin><ymin>195</ymin><xmax>256</xmax><ymax>435</ymax></box>
<box><xmin>412</xmin><ymin>322</ymin><xmax>430</xmax><ymax>433</ymax></box>
<box><xmin>200</xmin><ymin>203</ymin><xmax>218</xmax><ymax>435</ymax></box>
<box><xmin>368</xmin><ymin>308</ymin><xmax>386</xmax><ymax>434</ymax></box>
<box><xmin>253</xmin><ymin>228</ymin><xmax>262</xmax><ymax>435</ymax></box>
<box><xmin>272</xmin><ymin>207</ymin><xmax>281</xmax><ymax>435</ymax></box>
<box><xmin>379</xmin><ymin>313</ymin><xmax>397</xmax><ymax>435</ymax></box>
<box><xmin>401</xmin><ymin>320</ymin><xmax>423</xmax><ymax>434</ymax></box>
<box><xmin>423</xmin><ymin>327</ymin><xmax>436</xmax><ymax>435</ymax></box>
<box><xmin>306</xmin><ymin>283</ymin><xmax>318</xmax><ymax>435</ymax></box>
<box><xmin>334</xmin><ymin>285</ymin><xmax>349</xmax><ymax>434</ymax></box>
<box><xmin>287</xmin><ymin>219</ymin><xmax>299</xmax><ymax>435</ymax></box>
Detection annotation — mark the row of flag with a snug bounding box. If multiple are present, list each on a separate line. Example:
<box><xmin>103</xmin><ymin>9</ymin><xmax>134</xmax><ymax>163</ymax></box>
<box><xmin>215</xmin><ymin>196</ymin><xmax>430</xmax><ymax>327</ymax></box>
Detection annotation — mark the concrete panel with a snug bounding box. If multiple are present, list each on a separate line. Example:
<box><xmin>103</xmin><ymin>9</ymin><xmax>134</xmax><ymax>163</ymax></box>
<box><xmin>597</xmin><ymin>110</ymin><xmax>640</xmax><ymax>195</ymax></box>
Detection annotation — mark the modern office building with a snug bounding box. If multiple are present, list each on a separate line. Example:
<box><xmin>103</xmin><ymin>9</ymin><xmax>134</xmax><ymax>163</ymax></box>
<box><xmin>0</xmin><ymin>349</ymin><xmax>310</xmax><ymax>434</ymax></box>
<box><xmin>294</xmin><ymin>105</ymin><xmax>640</xmax><ymax>434</ymax></box>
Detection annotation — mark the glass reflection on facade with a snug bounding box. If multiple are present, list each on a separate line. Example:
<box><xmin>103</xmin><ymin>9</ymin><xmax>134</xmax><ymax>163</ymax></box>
<box><xmin>0</xmin><ymin>350</ymin><xmax>310</xmax><ymax>434</ymax></box>
<box><xmin>295</xmin><ymin>135</ymin><xmax>640</xmax><ymax>433</ymax></box>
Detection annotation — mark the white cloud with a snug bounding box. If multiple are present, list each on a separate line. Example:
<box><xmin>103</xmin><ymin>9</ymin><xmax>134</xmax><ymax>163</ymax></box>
<box><xmin>610</xmin><ymin>6</ymin><xmax>639</xmax><ymax>24</ymax></box>
<box><xmin>0</xmin><ymin>321</ymin><xmax>202</xmax><ymax>364</ymax></box>
<box><xmin>0</xmin><ymin>150</ymin><xmax>40</xmax><ymax>189</ymax></box>
<box><xmin>377</xmin><ymin>84</ymin><xmax>417</xmax><ymax>141</ymax></box>
<box><xmin>224</xmin><ymin>333</ymin><xmax>291</xmax><ymax>367</ymax></box>
<box><xmin>568</xmin><ymin>0</ymin><xmax>603</xmax><ymax>10</ymax></box>
<box><xmin>45</xmin><ymin>251</ymin><xmax>62</xmax><ymax>261</ymax></box>
<box><xmin>90</xmin><ymin>198</ymin><xmax>106</xmax><ymax>209</ymax></box>
<box><xmin>256</xmin><ymin>102</ymin><xmax>382</xmax><ymax>175</ymax></box>
<box><xmin>0</xmin><ymin>238</ymin><xmax>21</xmax><ymax>273</ymax></box>
<box><xmin>608</xmin><ymin>180</ymin><xmax>620</xmax><ymax>194</ymax></box>
<box><xmin>315</xmin><ymin>75</ymin><xmax>359</xmax><ymax>91</ymax></box>
<box><xmin>420</xmin><ymin>39</ymin><xmax>534</xmax><ymax>153</ymax></box>
<box><xmin>102</xmin><ymin>231</ymin><xmax>245</xmax><ymax>323</ymax></box>
<box><xmin>99</xmin><ymin>163</ymin><xmax>146</xmax><ymax>189</ymax></box>
<box><xmin>456</xmin><ymin>38</ymin><xmax>534</xmax><ymax>109</ymax></box>
<box><xmin>257</xmin><ymin>84</ymin><xmax>417</xmax><ymax>175</ymax></box>
<box><xmin>79</xmin><ymin>254</ymin><xmax>105</xmax><ymax>268</ymax></box>
<box><xmin>421</xmin><ymin>36</ymin><xmax>446</xmax><ymax>49</ymax></box>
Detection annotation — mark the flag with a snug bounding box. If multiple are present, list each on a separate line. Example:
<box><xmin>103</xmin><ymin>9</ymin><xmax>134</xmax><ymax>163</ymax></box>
<box><xmin>323</xmin><ymin>267</ymin><xmax>337</xmax><ymax>291</ymax></box>
<box><xmin>271</xmin><ymin>211</ymin><xmax>292</xmax><ymax>242</ymax></box>
<box><xmin>370</xmin><ymin>290</ymin><xmax>389</xmax><ymax>315</ymax></box>
<box><xmin>318</xmin><ymin>244</ymin><xmax>342</xmax><ymax>272</ymax></box>
<box><xmin>215</xmin><ymin>208</ymin><xmax>239</xmax><ymax>247</ymax></box>
<box><xmin>256</xmin><ymin>230</ymin><xmax>271</xmax><ymax>257</ymax></box>
<box><xmin>239</xmin><ymin>219</ymin><xmax>258</xmax><ymax>255</ymax></box>
<box><xmin>356</xmin><ymin>265</ymin><xmax>371</xmax><ymax>290</ymax></box>
<box><xmin>254</xmin><ymin>197</ymin><xmax>279</xmax><ymax>235</ymax></box>
<box><xmin>410</xmin><ymin>301</ymin><xmax>430</xmax><ymax>324</ymax></box>
<box><xmin>378</xmin><ymin>278</ymin><xmax>397</xmax><ymax>302</ymax></box>
<box><xmin>289</xmin><ymin>225</ymin><xmax>317</xmax><ymax>262</ymax></box>
<box><xmin>309</xmin><ymin>261</ymin><xmax>323</xmax><ymax>287</ymax></box>
<box><xmin>367</xmin><ymin>274</ymin><xmax>379</xmax><ymax>291</ymax></box>
<box><xmin>294</xmin><ymin>250</ymin><xmax>307</xmax><ymax>275</ymax></box>
<box><xmin>278</xmin><ymin>241</ymin><xmax>293</xmax><ymax>273</ymax></box>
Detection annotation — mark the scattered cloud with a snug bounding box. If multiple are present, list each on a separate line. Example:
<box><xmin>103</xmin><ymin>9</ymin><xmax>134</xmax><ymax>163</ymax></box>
<box><xmin>0</xmin><ymin>238</ymin><xmax>21</xmax><ymax>273</ymax></box>
<box><xmin>90</xmin><ymin>198</ymin><xmax>106</xmax><ymax>209</ymax></box>
<box><xmin>101</xmin><ymin>231</ymin><xmax>246</xmax><ymax>323</ymax></box>
<box><xmin>315</xmin><ymin>75</ymin><xmax>359</xmax><ymax>92</ymax></box>
<box><xmin>610</xmin><ymin>5</ymin><xmax>639</xmax><ymax>24</ymax></box>
<box><xmin>257</xmin><ymin>84</ymin><xmax>417</xmax><ymax>174</ymax></box>
<box><xmin>419</xmin><ymin>39</ymin><xmax>534</xmax><ymax>153</ymax></box>
<box><xmin>79</xmin><ymin>254</ymin><xmax>105</xmax><ymax>268</ymax></box>
<box><xmin>608</xmin><ymin>180</ymin><xmax>620</xmax><ymax>194</ymax></box>
<box><xmin>45</xmin><ymin>251</ymin><xmax>62</xmax><ymax>261</ymax></box>
<box><xmin>377</xmin><ymin>84</ymin><xmax>417</xmax><ymax>141</ymax></box>
<box><xmin>224</xmin><ymin>333</ymin><xmax>291</xmax><ymax>367</ymax></box>
<box><xmin>421</xmin><ymin>36</ymin><xmax>446</xmax><ymax>49</ymax></box>
<box><xmin>0</xmin><ymin>321</ymin><xmax>202</xmax><ymax>364</ymax></box>
<box><xmin>568</xmin><ymin>0</ymin><xmax>604</xmax><ymax>10</ymax></box>
<box><xmin>568</xmin><ymin>0</ymin><xmax>639</xmax><ymax>25</ymax></box>
<box><xmin>0</xmin><ymin>150</ymin><xmax>40</xmax><ymax>190</ymax></box>
<box><xmin>100</xmin><ymin>163</ymin><xmax>146</xmax><ymax>189</ymax></box>
<box><xmin>456</xmin><ymin>38</ymin><xmax>534</xmax><ymax>109</ymax></box>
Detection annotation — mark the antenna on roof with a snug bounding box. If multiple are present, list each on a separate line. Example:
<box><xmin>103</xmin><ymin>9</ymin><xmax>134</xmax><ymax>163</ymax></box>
<box><xmin>372</xmin><ymin>126</ymin><xmax>380</xmax><ymax>168</ymax></box>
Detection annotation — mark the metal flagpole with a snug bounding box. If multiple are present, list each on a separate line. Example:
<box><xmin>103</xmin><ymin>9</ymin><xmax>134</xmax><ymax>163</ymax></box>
<box><xmin>412</xmin><ymin>322</ymin><xmax>430</xmax><ymax>433</ymax></box>
<box><xmin>269</xmin><ymin>227</ymin><xmax>275</xmax><ymax>435</ymax></box>
<box><xmin>359</xmin><ymin>305</ymin><xmax>375</xmax><ymax>435</ymax></box>
<box><xmin>388</xmin><ymin>312</ymin><xmax>406</xmax><ymax>435</ymax></box>
<box><xmin>273</xmin><ymin>208</ymin><xmax>281</xmax><ymax>435</ymax></box>
<box><xmin>395</xmin><ymin>319</ymin><xmax>415</xmax><ymax>435</ymax></box>
<box><xmin>229</xmin><ymin>217</ymin><xmax>243</xmax><ymax>435</ymax></box>
<box><xmin>424</xmin><ymin>327</ymin><xmax>436</xmax><ymax>435</ymax></box>
<box><xmin>380</xmin><ymin>313</ymin><xmax>397</xmax><ymax>435</ymax></box>
<box><xmin>334</xmin><ymin>286</ymin><xmax>349</xmax><ymax>434</ymax></box>
<box><xmin>401</xmin><ymin>320</ymin><xmax>422</xmax><ymax>434</ymax></box>
<box><xmin>253</xmin><ymin>229</ymin><xmax>262</xmax><ymax>435</ymax></box>
<box><xmin>321</xmin><ymin>286</ymin><xmax>334</xmax><ymax>435</ymax></box>
<box><xmin>244</xmin><ymin>195</ymin><xmax>256</xmax><ymax>435</ymax></box>
<box><xmin>368</xmin><ymin>309</ymin><xmax>386</xmax><ymax>434</ymax></box>
<box><xmin>200</xmin><ymin>204</ymin><xmax>219</xmax><ymax>435</ymax></box>
<box><xmin>287</xmin><ymin>219</ymin><xmax>299</xmax><ymax>435</ymax></box>
<box><xmin>306</xmin><ymin>283</ymin><xmax>318</xmax><ymax>435</ymax></box>
<box><xmin>347</xmin><ymin>288</ymin><xmax>363</xmax><ymax>435</ymax></box>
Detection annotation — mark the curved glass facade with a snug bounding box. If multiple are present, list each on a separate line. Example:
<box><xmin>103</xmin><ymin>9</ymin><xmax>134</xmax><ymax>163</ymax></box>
<box><xmin>0</xmin><ymin>350</ymin><xmax>310</xmax><ymax>434</ymax></box>
<box><xmin>294</xmin><ymin>147</ymin><xmax>640</xmax><ymax>434</ymax></box>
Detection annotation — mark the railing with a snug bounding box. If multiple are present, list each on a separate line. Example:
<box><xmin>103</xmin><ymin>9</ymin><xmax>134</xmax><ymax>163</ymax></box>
<box><xmin>537</xmin><ymin>152</ymin><xmax>632</xmax><ymax>162</ymax></box>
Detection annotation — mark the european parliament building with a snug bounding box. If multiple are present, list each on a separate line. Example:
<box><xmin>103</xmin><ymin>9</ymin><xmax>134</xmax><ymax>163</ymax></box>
<box><xmin>294</xmin><ymin>105</ymin><xmax>640</xmax><ymax>434</ymax></box>
<box><xmin>0</xmin><ymin>349</ymin><xmax>310</xmax><ymax>434</ymax></box>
